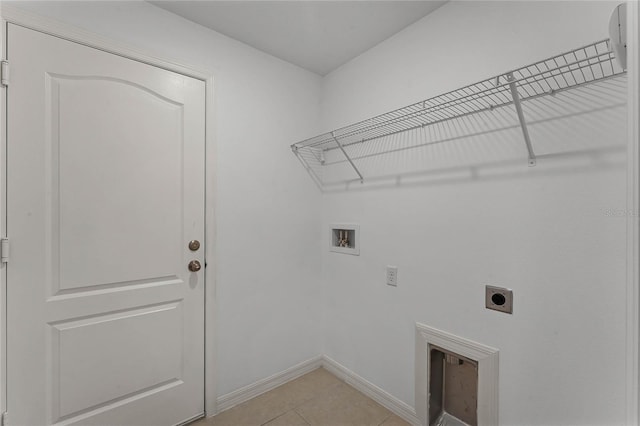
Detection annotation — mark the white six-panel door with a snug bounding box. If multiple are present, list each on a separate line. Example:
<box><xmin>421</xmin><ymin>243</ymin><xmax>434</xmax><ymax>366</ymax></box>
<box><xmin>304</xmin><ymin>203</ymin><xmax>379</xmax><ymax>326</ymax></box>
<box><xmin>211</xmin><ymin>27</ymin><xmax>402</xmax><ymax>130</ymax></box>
<box><xmin>6</xmin><ymin>24</ymin><xmax>206</xmax><ymax>426</ymax></box>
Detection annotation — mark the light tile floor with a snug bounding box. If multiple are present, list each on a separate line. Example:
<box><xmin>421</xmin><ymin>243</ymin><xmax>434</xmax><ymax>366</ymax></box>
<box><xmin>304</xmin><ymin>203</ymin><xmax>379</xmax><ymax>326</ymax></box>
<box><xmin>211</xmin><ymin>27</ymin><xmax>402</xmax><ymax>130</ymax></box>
<box><xmin>191</xmin><ymin>368</ymin><xmax>411</xmax><ymax>426</ymax></box>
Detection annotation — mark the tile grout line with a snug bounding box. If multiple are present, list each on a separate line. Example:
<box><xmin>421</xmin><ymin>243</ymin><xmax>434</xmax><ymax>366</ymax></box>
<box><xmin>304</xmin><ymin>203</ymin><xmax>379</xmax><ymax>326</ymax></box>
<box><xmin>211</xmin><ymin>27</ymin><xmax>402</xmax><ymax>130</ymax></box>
<box><xmin>287</xmin><ymin>380</ymin><xmax>345</xmax><ymax>426</ymax></box>
<box><xmin>259</xmin><ymin>409</ymin><xmax>311</xmax><ymax>426</ymax></box>
<box><xmin>293</xmin><ymin>379</ymin><xmax>394</xmax><ymax>426</ymax></box>
<box><xmin>258</xmin><ymin>373</ymin><xmax>344</xmax><ymax>426</ymax></box>
<box><xmin>258</xmin><ymin>398</ymin><xmax>314</xmax><ymax>426</ymax></box>
<box><xmin>376</xmin><ymin>412</ymin><xmax>393</xmax><ymax>426</ymax></box>
<box><xmin>292</xmin><ymin>407</ymin><xmax>312</xmax><ymax>426</ymax></box>
<box><xmin>205</xmin><ymin>368</ymin><xmax>408</xmax><ymax>426</ymax></box>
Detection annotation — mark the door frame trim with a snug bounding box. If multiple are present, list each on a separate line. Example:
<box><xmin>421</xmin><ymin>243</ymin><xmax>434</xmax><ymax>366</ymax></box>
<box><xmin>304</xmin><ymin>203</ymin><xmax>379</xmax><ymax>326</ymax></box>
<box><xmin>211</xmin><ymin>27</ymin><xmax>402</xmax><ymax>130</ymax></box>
<box><xmin>0</xmin><ymin>3</ymin><xmax>218</xmax><ymax>418</ymax></box>
<box><xmin>627</xmin><ymin>1</ymin><xmax>640</xmax><ymax>425</ymax></box>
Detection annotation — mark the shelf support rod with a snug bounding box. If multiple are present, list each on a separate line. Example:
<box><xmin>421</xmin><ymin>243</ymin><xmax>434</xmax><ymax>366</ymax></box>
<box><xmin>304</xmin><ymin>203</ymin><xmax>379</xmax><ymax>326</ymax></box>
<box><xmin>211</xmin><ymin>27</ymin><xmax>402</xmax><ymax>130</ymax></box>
<box><xmin>331</xmin><ymin>132</ymin><xmax>364</xmax><ymax>183</ymax></box>
<box><xmin>291</xmin><ymin>145</ymin><xmax>323</xmax><ymax>189</ymax></box>
<box><xmin>507</xmin><ymin>72</ymin><xmax>537</xmax><ymax>167</ymax></box>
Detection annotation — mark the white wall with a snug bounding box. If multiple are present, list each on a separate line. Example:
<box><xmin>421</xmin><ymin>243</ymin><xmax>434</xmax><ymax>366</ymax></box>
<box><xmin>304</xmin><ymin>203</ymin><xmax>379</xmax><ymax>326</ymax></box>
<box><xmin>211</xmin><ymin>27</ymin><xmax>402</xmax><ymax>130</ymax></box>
<box><xmin>320</xmin><ymin>2</ymin><xmax>628</xmax><ymax>425</ymax></box>
<box><xmin>2</xmin><ymin>2</ymin><xmax>632</xmax><ymax>425</ymax></box>
<box><xmin>4</xmin><ymin>0</ymin><xmax>324</xmax><ymax>400</ymax></box>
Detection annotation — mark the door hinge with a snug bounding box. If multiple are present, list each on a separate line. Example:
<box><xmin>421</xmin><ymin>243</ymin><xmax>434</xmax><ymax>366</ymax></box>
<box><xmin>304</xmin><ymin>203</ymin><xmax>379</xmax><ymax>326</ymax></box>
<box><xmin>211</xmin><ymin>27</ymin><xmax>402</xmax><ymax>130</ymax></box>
<box><xmin>1</xmin><ymin>61</ymin><xmax>8</xmax><ymax>87</ymax></box>
<box><xmin>1</xmin><ymin>238</ymin><xmax>9</xmax><ymax>264</ymax></box>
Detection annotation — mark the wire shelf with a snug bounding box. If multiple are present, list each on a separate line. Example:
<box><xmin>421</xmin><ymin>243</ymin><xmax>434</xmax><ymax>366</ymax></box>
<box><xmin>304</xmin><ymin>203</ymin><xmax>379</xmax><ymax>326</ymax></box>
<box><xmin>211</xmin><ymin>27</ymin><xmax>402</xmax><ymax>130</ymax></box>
<box><xmin>291</xmin><ymin>39</ymin><xmax>626</xmax><ymax>187</ymax></box>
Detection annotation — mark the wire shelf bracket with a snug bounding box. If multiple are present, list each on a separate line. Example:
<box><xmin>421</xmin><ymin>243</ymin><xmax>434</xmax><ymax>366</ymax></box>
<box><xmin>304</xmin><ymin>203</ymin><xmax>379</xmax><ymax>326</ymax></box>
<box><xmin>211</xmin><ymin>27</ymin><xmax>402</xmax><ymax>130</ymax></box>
<box><xmin>290</xmin><ymin>38</ymin><xmax>626</xmax><ymax>187</ymax></box>
<box><xmin>331</xmin><ymin>131</ymin><xmax>364</xmax><ymax>183</ymax></box>
<box><xmin>506</xmin><ymin>72</ymin><xmax>537</xmax><ymax>167</ymax></box>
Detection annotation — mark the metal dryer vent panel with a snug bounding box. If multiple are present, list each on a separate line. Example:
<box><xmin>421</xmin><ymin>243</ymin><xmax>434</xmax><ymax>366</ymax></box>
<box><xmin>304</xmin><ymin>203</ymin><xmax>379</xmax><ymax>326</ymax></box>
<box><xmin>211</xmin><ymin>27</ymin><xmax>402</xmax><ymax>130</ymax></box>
<box><xmin>415</xmin><ymin>323</ymin><xmax>499</xmax><ymax>426</ymax></box>
<box><xmin>429</xmin><ymin>346</ymin><xmax>478</xmax><ymax>426</ymax></box>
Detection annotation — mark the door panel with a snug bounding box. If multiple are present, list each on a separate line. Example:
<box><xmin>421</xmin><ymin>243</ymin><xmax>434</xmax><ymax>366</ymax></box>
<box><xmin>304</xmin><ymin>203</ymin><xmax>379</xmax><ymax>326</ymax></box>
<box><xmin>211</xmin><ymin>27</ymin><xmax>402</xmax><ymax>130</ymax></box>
<box><xmin>53</xmin><ymin>302</ymin><xmax>183</xmax><ymax>419</ymax></box>
<box><xmin>52</xmin><ymin>75</ymin><xmax>184</xmax><ymax>292</ymax></box>
<box><xmin>6</xmin><ymin>24</ymin><xmax>205</xmax><ymax>426</ymax></box>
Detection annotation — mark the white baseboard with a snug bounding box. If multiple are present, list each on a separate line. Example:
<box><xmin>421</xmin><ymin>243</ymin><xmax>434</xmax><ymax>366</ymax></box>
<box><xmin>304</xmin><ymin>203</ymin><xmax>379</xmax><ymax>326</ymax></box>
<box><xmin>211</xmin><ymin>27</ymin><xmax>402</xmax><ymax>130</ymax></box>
<box><xmin>214</xmin><ymin>354</ymin><xmax>421</xmax><ymax>426</ymax></box>
<box><xmin>321</xmin><ymin>356</ymin><xmax>421</xmax><ymax>426</ymax></box>
<box><xmin>215</xmin><ymin>355</ymin><xmax>323</xmax><ymax>414</ymax></box>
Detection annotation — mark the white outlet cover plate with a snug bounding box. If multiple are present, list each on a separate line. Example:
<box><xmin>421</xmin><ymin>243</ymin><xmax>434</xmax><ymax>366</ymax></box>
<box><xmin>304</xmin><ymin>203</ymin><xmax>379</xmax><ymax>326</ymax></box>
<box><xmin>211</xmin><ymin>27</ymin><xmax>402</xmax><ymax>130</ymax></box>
<box><xmin>386</xmin><ymin>265</ymin><xmax>397</xmax><ymax>286</ymax></box>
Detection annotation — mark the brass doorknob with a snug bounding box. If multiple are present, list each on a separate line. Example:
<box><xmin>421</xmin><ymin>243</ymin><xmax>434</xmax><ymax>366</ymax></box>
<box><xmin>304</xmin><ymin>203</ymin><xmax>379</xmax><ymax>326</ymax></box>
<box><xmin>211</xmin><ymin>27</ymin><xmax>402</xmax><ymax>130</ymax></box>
<box><xmin>188</xmin><ymin>260</ymin><xmax>201</xmax><ymax>272</ymax></box>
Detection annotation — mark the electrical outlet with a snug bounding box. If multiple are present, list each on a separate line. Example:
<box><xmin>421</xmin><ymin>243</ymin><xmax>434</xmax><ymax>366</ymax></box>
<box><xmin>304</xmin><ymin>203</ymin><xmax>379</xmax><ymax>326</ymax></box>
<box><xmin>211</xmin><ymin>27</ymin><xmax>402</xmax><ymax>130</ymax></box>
<box><xmin>386</xmin><ymin>266</ymin><xmax>398</xmax><ymax>286</ymax></box>
<box><xmin>485</xmin><ymin>285</ymin><xmax>513</xmax><ymax>314</ymax></box>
